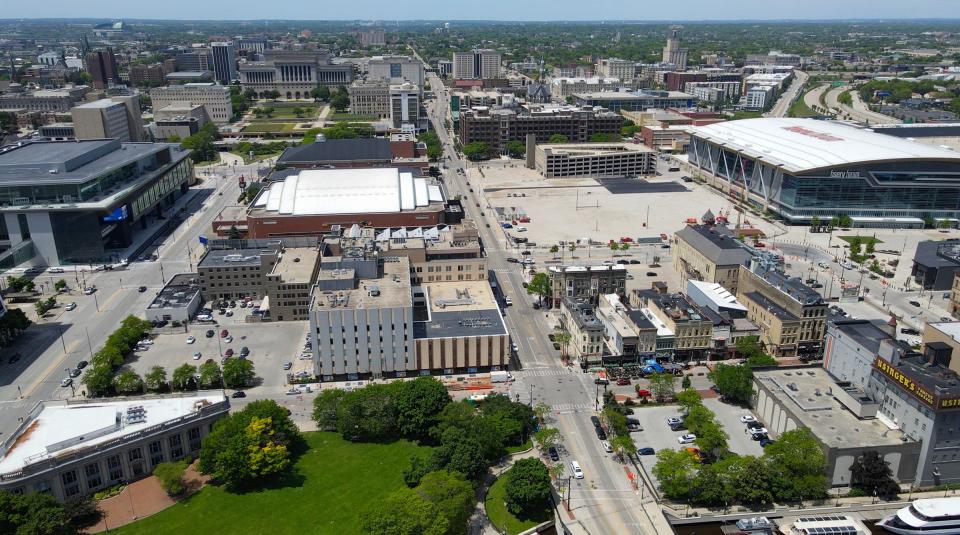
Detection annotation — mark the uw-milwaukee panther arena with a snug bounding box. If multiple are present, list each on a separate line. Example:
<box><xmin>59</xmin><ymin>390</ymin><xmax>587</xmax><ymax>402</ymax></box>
<box><xmin>687</xmin><ymin>118</ymin><xmax>960</xmax><ymax>228</ymax></box>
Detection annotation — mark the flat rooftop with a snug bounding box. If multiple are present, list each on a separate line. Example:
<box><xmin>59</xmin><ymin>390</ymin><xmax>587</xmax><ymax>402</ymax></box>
<box><xmin>575</xmin><ymin>90</ymin><xmax>694</xmax><ymax>100</ymax></box>
<box><xmin>675</xmin><ymin>225</ymin><xmax>752</xmax><ymax>266</ymax></box>
<box><xmin>754</xmin><ymin>368</ymin><xmax>905</xmax><ymax>449</ymax></box>
<box><xmin>743</xmin><ymin>291</ymin><xmax>797</xmax><ymax>321</ymax></box>
<box><xmin>914</xmin><ymin>240</ymin><xmax>960</xmax><ymax>268</ymax></box>
<box><xmin>314</xmin><ymin>258</ymin><xmax>411</xmax><ymax>311</ymax></box>
<box><xmin>148</xmin><ymin>273</ymin><xmax>200</xmax><ymax>310</ymax></box>
<box><xmin>270</xmin><ymin>247</ymin><xmax>319</xmax><ymax>283</ymax></box>
<box><xmin>73</xmin><ymin>99</ymin><xmax>122</xmax><ymax>109</ymax></box>
<box><xmin>548</xmin><ymin>264</ymin><xmax>627</xmax><ymax>274</ymax></box>
<box><xmin>0</xmin><ymin>394</ymin><xmax>226</xmax><ymax>473</ymax></box>
<box><xmin>538</xmin><ymin>143</ymin><xmax>655</xmax><ymax>157</ymax></box>
<box><xmin>927</xmin><ymin>321</ymin><xmax>960</xmax><ymax>344</ymax></box>
<box><xmin>690</xmin><ymin>118</ymin><xmax>960</xmax><ymax>174</ymax></box>
<box><xmin>198</xmin><ymin>247</ymin><xmax>273</xmax><ymax>269</ymax></box>
<box><xmin>276</xmin><ymin>138</ymin><xmax>393</xmax><ymax>165</ymax></box>
<box><xmin>415</xmin><ymin>281</ymin><xmax>507</xmax><ymax>339</ymax></box>
<box><xmin>895</xmin><ymin>354</ymin><xmax>960</xmax><ymax>400</ymax></box>
<box><xmin>829</xmin><ymin>318</ymin><xmax>899</xmax><ymax>355</ymax></box>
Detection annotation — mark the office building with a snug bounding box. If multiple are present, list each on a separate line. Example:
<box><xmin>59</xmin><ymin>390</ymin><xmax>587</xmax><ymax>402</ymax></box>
<box><xmin>922</xmin><ymin>322</ymin><xmax>960</xmax><ymax>374</ymax></box>
<box><xmin>638</xmin><ymin>125</ymin><xmax>690</xmax><ymax>151</ymax></box>
<box><xmin>743</xmin><ymin>84</ymin><xmax>777</xmax><ymax>110</ymax></box>
<box><xmin>0</xmin><ymin>393</ymin><xmax>228</xmax><ymax>501</ymax></box>
<box><xmin>458</xmin><ymin>104</ymin><xmax>622</xmax><ymax>154</ymax></box>
<box><xmin>367</xmin><ymin>56</ymin><xmax>424</xmax><ymax>87</ymax></box>
<box><xmin>0</xmin><ymin>139</ymin><xmax>193</xmax><ymax>266</ymax></box>
<box><xmin>737</xmin><ymin>263</ymin><xmax>827</xmax><ymax>358</ymax></box>
<box><xmin>662</xmin><ymin>27</ymin><xmax>689</xmax><ymax>69</ymax></box>
<box><xmin>453</xmin><ymin>50</ymin><xmax>501</xmax><ymax>80</ymax></box>
<box><xmin>347</xmin><ymin>80</ymin><xmax>390</xmax><ymax>119</ymax></box>
<box><xmin>262</xmin><ymin>246</ymin><xmax>322</xmax><ymax>321</ymax></box>
<box><xmin>534</xmin><ymin>143</ymin><xmax>655</xmax><ymax>178</ymax></box>
<box><xmin>752</xmin><ymin>367</ymin><xmax>918</xmax><ymax>486</ymax></box>
<box><xmin>547</xmin><ymin>264</ymin><xmax>627</xmax><ymax>309</ymax></box>
<box><xmin>594</xmin><ymin>58</ymin><xmax>635</xmax><ymax>81</ymax></box>
<box><xmin>211</xmin><ymin>42</ymin><xmax>237</xmax><ymax>84</ymax></box>
<box><xmin>549</xmin><ymin>77</ymin><xmax>629</xmax><ymax>101</ymax></box>
<box><xmin>359</xmin><ymin>28</ymin><xmax>387</xmax><ymax>47</ymax></box>
<box><xmin>911</xmin><ymin>240</ymin><xmax>960</xmax><ymax>291</ymax></box>
<box><xmin>165</xmin><ymin>71</ymin><xmax>215</xmax><ymax>85</ymax></box>
<box><xmin>150</xmin><ymin>83</ymin><xmax>233</xmax><ymax>124</ymax></box>
<box><xmin>687</xmin><ymin>119</ymin><xmax>960</xmax><ymax>226</ymax></box>
<box><xmin>685</xmin><ymin>280</ymin><xmax>748</xmax><ymax>318</ymax></box>
<box><xmin>198</xmin><ymin>244</ymin><xmax>281</xmax><ymax>301</ymax></box>
<box><xmin>174</xmin><ymin>49</ymin><xmax>213</xmax><ymax>72</ymax></box>
<box><xmin>85</xmin><ymin>48</ymin><xmax>118</xmax><ymax>89</ymax></box>
<box><xmin>245</xmin><ymin>168</ymin><xmax>447</xmax><ymax>238</ymax></box>
<box><xmin>686</xmin><ymin>81</ymin><xmax>742</xmax><ymax>103</ymax></box>
<box><xmin>145</xmin><ymin>273</ymin><xmax>202</xmax><ymax>322</ymax></box>
<box><xmin>746</xmin><ymin>50</ymin><xmax>802</xmax><ymax>67</ymax></box>
<box><xmin>673</xmin><ymin>225</ymin><xmax>752</xmax><ymax>294</ymax></box>
<box><xmin>437</xmin><ymin>60</ymin><xmax>453</xmax><ymax>77</ymax></box>
<box><xmin>572</xmin><ymin>90</ymin><xmax>696</xmax><ymax>112</ymax></box>
<box><xmin>390</xmin><ymin>82</ymin><xmax>421</xmax><ymax>129</ymax></box>
<box><xmin>70</xmin><ymin>96</ymin><xmax>143</xmax><ymax>142</ymax></box>
<box><xmin>128</xmin><ymin>64</ymin><xmax>167</xmax><ymax>87</ymax></box>
<box><xmin>153</xmin><ymin>102</ymin><xmax>209</xmax><ymax>140</ymax></box>
<box><xmin>0</xmin><ymin>85</ymin><xmax>90</xmax><ymax>113</ymax></box>
<box><xmin>239</xmin><ymin>50</ymin><xmax>354</xmax><ymax>99</ymax></box>
<box><xmin>560</xmin><ymin>298</ymin><xmax>606</xmax><ymax>364</ymax></box>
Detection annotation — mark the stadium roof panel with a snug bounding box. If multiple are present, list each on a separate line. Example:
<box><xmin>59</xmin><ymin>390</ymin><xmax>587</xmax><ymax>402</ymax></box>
<box><xmin>690</xmin><ymin>118</ymin><xmax>960</xmax><ymax>174</ymax></box>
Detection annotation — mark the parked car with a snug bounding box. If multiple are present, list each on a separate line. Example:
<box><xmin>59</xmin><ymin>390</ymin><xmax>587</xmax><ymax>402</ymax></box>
<box><xmin>196</xmin><ymin>314</ymin><xmax>213</xmax><ymax>321</ymax></box>
<box><xmin>739</xmin><ymin>415</ymin><xmax>756</xmax><ymax>423</ymax></box>
<box><xmin>900</xmin><ymin>328</ymin><xmax>920</xmax><ymax>336</ymax></box>
<box><xmin>48</xmin><ymin>267</ymin><xmax>65</xmax><ymax>274</ymax></box>
<box><xmin>240</xmin><ymin>346</ymin><xmax>250</xmax><ymax>357</ymax></box>
<box><xmin>285</xmin><ymin>388</ymin><xmax>300</xmax><ymax>395</ymax></box>
<box><xmin>224</xmin><ymin>335</ymin><xmax>233</xmax><ymax>343</ymax></box>
<box><xmin>76</xmin><ymin>360</ymin><xmax>88</xmax><ymax>369</ymax></box>
<box><xmin>590</xmin><ymin>416</ymin><xmax>602</xmax><ymax>427</ymax></box>
<box><xmin>548</xmin><ymin>447</ymin><xmax>560</xmax><ymax>462</ymax></box>
<box><xmin>69</xmin><ymin>368</ymin><xmax>82</xmax><ymax>378</ymax></box>
<box><xmin>193</xmin><ymin>352</ymin><xmax>202</xmax><ymax>360</ymax></box>
<box><xmin>746</xmin><ymin>420</ymin><xmax>764</xmax><ymax>430</ymax></box>
<box><xmin>220</xmin><ymin>329</ymin><xmax>229</xmax><ymax>338</ymax></box>
<box><xmin>616</xmin><ymin>378</ymin><xmax>631</xmax><ymax>386</ymax></box>
<box><xmin>283</xmin><ymin>362</ymin><xmax>293</xmax><ymax>370</ymax></box>
<box><xmin>186</xmin><ymin>336</ymin><xmax>196</xmax><ymax>344</ymax></box>
<box><xmin>502</xmin><ymin>223</ymin><xmax>513</xmax><ymax>229</ymax></box>
<box><xmin>506</xmin><ymin>257</ymin><xmax>519</xmax><ymax>263</ymax></box>
<box><xmin>646</xmin><ymin>271</ymin><xmax>658</xmax><ymax>277</ymax></box>
<box><xmin>83</xmin><ymin>286</ymin><xmax>96</xmax><ymax>295</ymax></box>
<box><xmin>759</xmin><ymin>438</ymin><xmax>776</xmax><ymax>448</ymax></box>
<box><xmin>231</xmin><ymin>391</ymin><xmax>247</xmax><ymax>398</ymax></box>
<box><xmin>138</xmin><ymin>286</ymin><xmax>147</xmax><ymax>293</ymax></box>
<box><xmin>205</xmin><ymin>329</ymin><xmax>215</xmax><ymax>338</ymax></box>
<box><xmin>571</xmin><ymin>461</ymin><xmax>584</xmax><ymax>479</ymax></box>
<box><xmin>677</xmin><ymin>434</ymin><xmax>697</xmax><ymax>444</ymax></box>
<box><xmin>225</xmin><ymin>348</ymin><xmax>234</xmax><ymax>358</ymax></box>
<box><xmin>666</xmin><ymin>417</ymin><xmax>683</xmax><ymax>429</ymax></box>
<box><xmin>601</xmin><ymin>441</ymin><xmax>613</xmax><ymax>453</ymax></box>
<box><xmin>61</xmin><ymin>378</ymin><xmax>73</xmax><ymax>387</ymax></box>
<box><xmin>637</xmin><ymin>447</ymin><xmax>655</xmax><ymax>456</ymax></box>
<box><xmin>595</xmin><ymin>427</ymin><xmax>608</xmax><ymax>440</ymax></box>
<box><xmin>909</xmin><ymin>300</ymin><xmax>921</xmax><ymax>307</ymax></box>
<box><xmin>64</xmin><ymin>302</ymin><xmax>77</xmax><ymax>311</ymax></box>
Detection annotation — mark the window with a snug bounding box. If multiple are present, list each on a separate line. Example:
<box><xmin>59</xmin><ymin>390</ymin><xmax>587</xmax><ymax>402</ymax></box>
<box><xmin>85</xmin><ymin>463</ymin><xmax>103</xmax><ymax>490</ymax></box>
<box><xmin>107</xmin><ymin>455</ymin><xmax>123</xmax><ymax>481</ymax></box>
<box><xmin>149</xmin><ymin>440</ymin><xmax>165</xmax><ymax>467</ymax></box>
<box><xmin>61</xmin><ymin>470</ymin><xmax>80</xmax><ymax>497</ymax></box>
<box><xmin>188</xmin><ymin>427</ymin><xmax>202</xmax><ymax>451</ymax></box>
<box><xmin>169</xmin><ymin>434</ymin><xmax>184</xmax><ymax>460</ymax></box>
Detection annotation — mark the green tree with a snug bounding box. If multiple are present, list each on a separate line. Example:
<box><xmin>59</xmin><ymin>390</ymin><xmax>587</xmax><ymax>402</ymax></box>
<box><xmin>554</xmin><ymin>330</ymin><xmax>572</xmax><ymax>358</ymax></box>
<box><xmin>54</xmin><ymin>279</ymin><xmax>67</xmax><ymax>292</ymax></box>
<box><xmin>850</xmin><ymin>450</ymin><xmax>901</xmax><ymax>499</ymax></box>
<box><xmin>34</xmin><ymin>300</ymin><xmax>52</xmax><ymax>317</ymax></box>
<box><xmin>694</xmin><ymin>420</ymin><xmax>729</xmax><ymax>459</ymax></box>
<box><xmin>198</xmin><ymin>360</ymin><xmax>222</xmax><ymax>388</ymax></box>
<box><xmin>708</xmin><ymin>364</ymin><xmax>754</xmax><ymax>404</ymax></box>
<box><xmin>653</xmin><ymin>449</ymin><xmax>698</xmax><ymax>501</ymax></box>
<box><xmin>0</xmin><ymin>490</ymin><xmax>72</xmax><ymax>535</ymax></box>
<box><xmin>172</xmin><ymin>363</ymin><xmax>197</xmax><ymax>391</ymax></box>
<box><xmin>533</xmin><ymin>427</ymin><xmax>561</xmax><ymax>452</ymax></box>
<box><xmin>810</xmin><ymin>216</ymin><xmax>821</xmax><ymax>231</ymax></box>
<box><xmin>312</xmin><ymin>388</ymin><xmax>346</xmax><ymax>431</ymax></box>
<box><xmin>414</xmin><ymin>471</ymin><xmax>475</xmax><ymax>535</ymax></box>
<box><xmin>153</xmin><ymin>460</ymin><xmax>188</xmax><ymax>496</ymax></box>
<box><xmin>394</xmin><ymin>377</ymin><xmax>451</xmax><ymax>441</ymax></box>
<box><xmin>681</xmin><ymin>375</ymin><xmax>692</xmax><ymax>389</ymax></box>
<box><xmin>311</xmin><ymin>85</ymin><xmax>331</xmax><ymax>101</ymax></box>
<box><xmin>549</xmin><ymin>245</ymin><xmax>559</xmax><ymax>254</ymax></box>
<box><xmin>548</xmin><ymin>134</ymin><xmax>568</xmax><ymax>143</ymax></box>
<box><xmin>648</xmin><ymin>372</ymin><xmax>677</xmax><ymax>403</ymax></box>
<box><xmin>222</xmin><ymin>358</ymin><xmax>255</xmax><ymax>389</ymax></box>
<box><xmin>505</xmin><ymin>139</ymin><xmax>526</xmax><ymax>158</ymax></box>
<box><xmin>432</xmin><ymin>426</ymin><xmax>491</xmax><ymax>481</ymax></box>
<box><xmin>81</xmin><ymin>364</ymin><xmax>115</xmax><ymax>397</ymax></box>
<box><xmin>746</xmin><ymin>353</ymin><xmax>778</xmax><ymax>368</ymax></box>
<box><xmin>227</xmin><ymin>225</ymin><xmax>242</xmax><ymax>239</ymax></box>
<box><xmin>675</xmin><ymin>388</ymin><xmax>701</xmax><ymax>411</ymax></box>
<box><xmin>144</xmin><ymin>365</ymin><xmax>168</xmax><ymax>393</ymax></box>
<box><xmin>337</xmin><ymin>382</ymin><xmax>400</xmax><ymax>442</ymax></box>
<box><xmin>504</xmin><ymin>458</ymin><xmax>552</xmax><ymax>518</ymax></box>
<box><xmin>359</xmin><ymin>488</ymin><xmax>448</xmax><ymax>535</ymax></box>
<box><xmin>764</xmin><ymin>427</ymin><xmax>828</xmax><ymax>502</ymax></box>
<box><xmin>462</xmin><ymin>142</ymin><xmax>490</xmax><ymax>161</ymax></box>
<box><xmin>199</xmin><ymin>400</ymin><xmax>301</xmax><ymax>489</ymax></box>
<box><xmin>330</xmin><ymin>89</ymin><xmax>350</xmax><ymax>112</ymax></box>
<box><xmin>113</xmin><ymin>370</ymin><xmax>143</xmax><ymax>395</ymax></box>
<box><xmin>526</xmin><ymin>272</ymin><xmax>551</xmax><ymax>306</ymax></box>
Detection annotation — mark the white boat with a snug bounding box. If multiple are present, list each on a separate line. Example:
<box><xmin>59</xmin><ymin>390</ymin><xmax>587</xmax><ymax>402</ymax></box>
<box><xmin>877</xmin><ymin>496</ymin><xmax>960</xmax><ymax>535</ymax></box>
<box><xmin>780</xmin><ymin>514</ymin><xmax>871</xmax><ymax>535</ymax></box>
<box><xmin>721</xmin><ymin>516</ymin><xmax>777</xmax><ymax>534</ymax></box>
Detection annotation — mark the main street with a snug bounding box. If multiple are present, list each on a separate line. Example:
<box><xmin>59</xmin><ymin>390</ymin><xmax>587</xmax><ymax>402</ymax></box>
<box><xmin>425</xmin><ymin>72</ymin><xmax>666</xmax><ymax>534</ymax></box>
<box><xmin>0</xmin><ymin>156</ymin><xmax>257</xmax><ymax>439</ymax></box>
<box><xmin>765</xmin><ymin>69</ymin><xmax>809</xmax><ymax>118</ymax></box>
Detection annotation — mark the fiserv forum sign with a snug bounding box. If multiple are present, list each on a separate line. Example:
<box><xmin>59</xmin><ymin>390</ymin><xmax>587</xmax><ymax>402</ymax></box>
<box><xmin>873</xmin><ymin>356</ymin><xmax>960</xmax><ymax>410</ymax></box>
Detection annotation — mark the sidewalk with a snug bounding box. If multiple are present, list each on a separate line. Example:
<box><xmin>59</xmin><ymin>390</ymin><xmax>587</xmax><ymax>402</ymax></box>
<box><xmin>470</xmin><ymin>447</ymin><xmax>539</xmax><ymax>535</ymax></box>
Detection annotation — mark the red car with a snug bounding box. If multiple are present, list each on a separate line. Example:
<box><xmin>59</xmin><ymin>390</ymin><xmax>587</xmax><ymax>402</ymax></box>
<box><xmin>635</xmin><ymin>389</ymin><xmax>652</xmax><ymax>398</ymax></box>
<box><xmin>225</xmin><ymin>348</ymin><xmax>234</xmax><ymax>357</ymax></box>
<box><xmin>617</xmin><ymin>378</ymin><xmax>631</xmax><ymax>386</ymax></box>
<box><xmin>220</xmin><ymin>329</ymin><xmax>229</xmax><ymax>338</ymax></box>
<box><xmin>620</xmin><ymin>237</ymin><xmax>634</xmax><ymax>243</ymax></box>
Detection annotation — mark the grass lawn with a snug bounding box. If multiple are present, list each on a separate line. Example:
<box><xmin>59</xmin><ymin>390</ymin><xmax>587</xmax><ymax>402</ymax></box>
<box><xmin>484</xmin><ymin>476</ymin><xmax>552</xmax><ymax>535</ymax></box>
<box><xmin>731</xmin><ymin>110</ymin><xmax>763</xmax><ymax>120</ymax></box>
<box><xmin>788</xmin><ymin>97</ymin><xmax>817</xmax><ymax>118</ymax></box>
<box><xmin>505</xmin><ymin>438</ymin><xmax>532</xmax><ymax>455</ymax></box>
<box><xmin>330</xmin><ymin>113</ymin><xmax>379</xmax><ymax>122</ymax></box>
<box><xmin>112</xmin><ymin>432</ymin><xmax>428</xmax><ymax>535</ymax></box>
<box><xmin>242</xmin><ymin>122</ymin><xmax>296</xmax><ymax>134</ymax></box>
<box><xmin>838</xmin><ymin>236</ymin><xmax>883</xmax><ymax>245</ymax></box>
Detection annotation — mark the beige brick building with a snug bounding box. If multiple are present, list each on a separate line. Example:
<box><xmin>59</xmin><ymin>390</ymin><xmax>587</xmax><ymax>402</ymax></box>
<box><xmin>672</xmin><ymin>225</ymin><xmax>752</xmax><ymax>294</ymax></box>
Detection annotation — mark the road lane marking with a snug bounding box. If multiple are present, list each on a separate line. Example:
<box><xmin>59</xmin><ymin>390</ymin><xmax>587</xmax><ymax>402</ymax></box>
<box><xmin>23</xmin><ymin>339</ymin><xmax>82</xmax><ymax>398</ymax></box>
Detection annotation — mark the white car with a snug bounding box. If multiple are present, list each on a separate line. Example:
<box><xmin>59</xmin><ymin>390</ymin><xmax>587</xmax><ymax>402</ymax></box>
<box><xmin>225</xmin><ymin>310</ymin><xmax>233</xmax><ymax>317</ymax></box>
<box><xmin>285</xmin><ymin>388</ymin><xmax>301</xmax><ymax>395</ymax></box>
<box><xmin>601</xmin><ymin>441</ymin><xmax>613</xmax><ymax>453</ymax></box>
<box><xmin>83</xmin><ymin>287</ymin><xmax>96</xmax><ymax>295</ymax></box>
<box><xmin>138</xmin><ymin>339</ymin><xmax>154</xmax><ymax>346</ymax></box>
<box><xmin>64</xmin><ymin>302</ymin><xmax>77</xmax><ymax>311</ymax></box>
<box><xmin>740</xmin><ymin>415</ymin><xmax>757</xmax><ymax>423</ymax></box>
<box><xmin>677</xmin><ymin>434</ymin><xmax>697</xmax><ymax>444</ymax></box>
<box><xmin>196</xmin><ymin>314</ymin><xmax>213</xmax><ymax>322</ymax></box>
<box><xmin>515</xmin><ymin>226</ymin><xmax>527</xmax><ymax>232</ymax></box>
<box><xmin>571</xmin><ymin>461</ymin><xmax>584</xmax><ymax>479</ymax></box>
<box><xmin>224</xmin><ymin>335</ymin><xmax>233</xmax><ymax>343</ymax></box>
<box><xmin>186</xmin><ymin>336</ymin><xmax>196</xmax><ymax>344</ymax></box>
<box><xmin>61</xmin><ymin>378</ymin><xmax>73</xmax><ymax>387</ymax></box>
<box><xmin>193</xmin><ymin>352</ymin><xmax>202</xmax><ymax>360</ymax></box>
<box><xmin>48</xmin><ymin>267</ymin><xmax>65</xmax><ymax>274</ymax></box>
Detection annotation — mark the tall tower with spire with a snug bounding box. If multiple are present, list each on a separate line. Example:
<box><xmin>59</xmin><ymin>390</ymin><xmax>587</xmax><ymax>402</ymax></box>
<box><xmin>662</xmin><ymin>26</ymin><xmax>689</xmax><ymax>69</ymax></box>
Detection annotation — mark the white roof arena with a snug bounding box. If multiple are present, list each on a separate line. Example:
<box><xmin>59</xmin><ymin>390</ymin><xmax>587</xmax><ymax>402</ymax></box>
<box><xmin>252</xmin><ymin>168</ymin><xmax>443</xmax><ymax>216</ymax></box>
<box><xmin>690</xmin><ymin>118</ymin><xmax>960</xmax><ymax>174</ymax></box>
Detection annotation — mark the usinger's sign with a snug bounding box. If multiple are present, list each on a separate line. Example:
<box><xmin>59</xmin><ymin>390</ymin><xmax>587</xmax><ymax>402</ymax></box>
<box><xmin>873</xmin><ymin>357</ymin><xmax>960</xmax><ymax>410</ymax></box>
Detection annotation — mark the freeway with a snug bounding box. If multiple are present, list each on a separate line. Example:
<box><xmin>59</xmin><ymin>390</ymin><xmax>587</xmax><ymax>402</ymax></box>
<box><xmin>425</xmin><ymin>72</ymin><xmax>668</xmax><ymax>534</ymax></box>
<box><xmin>825</xmin><ymin>85</ymin><xmax>901</xmax><ymax>125</ymax></box>
<box><xmin>0</xmin><ymin>156</ymin><xmax>259</xmax><ymax>442</ymax></box>
<box><xmin>803</xmin><ymin>83</ymin><xmax>830</xmax><ymax>113</ymax></box>
<box><xmin>765</xmin><ymin>70</ymin><xmax>809</xmax><ymax>118</ymax></box>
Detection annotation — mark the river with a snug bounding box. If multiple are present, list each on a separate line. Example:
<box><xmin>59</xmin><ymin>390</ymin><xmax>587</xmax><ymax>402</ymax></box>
<box><xmin>672</xmin><ymin>520</ymin><xmax>892</xmax><ymax>534</ymax></box>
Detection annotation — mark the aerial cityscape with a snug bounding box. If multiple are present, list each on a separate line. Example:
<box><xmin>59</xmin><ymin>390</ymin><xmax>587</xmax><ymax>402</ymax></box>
<box><xmin>1</xmin><ymin>7</ymin><xmax>960</xmax><ymax>535</ymax></box>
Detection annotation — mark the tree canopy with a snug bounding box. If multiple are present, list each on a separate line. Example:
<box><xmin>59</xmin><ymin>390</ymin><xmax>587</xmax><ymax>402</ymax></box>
<box><xmin>503</xmin><ymin>458</ymin><xmax>552</xmax><ymax>518</ymax></box>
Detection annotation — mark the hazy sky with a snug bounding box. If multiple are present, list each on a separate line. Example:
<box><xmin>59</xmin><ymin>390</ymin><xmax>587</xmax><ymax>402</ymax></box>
<box><xmin>5</xmin><ymin>0</ymin><xmax>960</xmax><ymax>21</ymax></box>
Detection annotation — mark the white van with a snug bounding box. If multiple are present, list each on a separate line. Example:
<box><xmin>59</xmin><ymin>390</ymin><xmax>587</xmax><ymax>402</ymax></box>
<box><xmin>571</xmin><ymin>461</ymin><xmax>584</xmax><ymax>479</ymax></box>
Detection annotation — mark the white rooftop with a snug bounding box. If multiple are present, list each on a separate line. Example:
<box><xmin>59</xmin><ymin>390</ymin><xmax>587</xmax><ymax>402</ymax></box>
<box><xmin>641</xmin><ymin>308</ymin><xmax>674</xmax><ymax>337</ymax></box>
<box><xmin>687</xmin><ymin>280</ymin><xmax>747</xmax><ymax>312</ymax></box>
<box><xmin>906</xmin><ymin>497</ymin><xmax>960</xmax><ymax>520</ymax></box>
<box><xmin>252</xmin><ymin>168</ymin><xmax>439</xmax><ymax>216</ymax></box>
<box><xmin>691</xmin><ymin>118</ymin><xmax>960</xmax><ymax>174</ymax></box>
<box><xmin>929</xmin><ymin>321</ymin><xmax>960</xmax><ymax>343</ymax></box>
<box><xmin>0</xmin><ymin>394</ymin><xmax>225</xmax><ymax>473</ymax></box>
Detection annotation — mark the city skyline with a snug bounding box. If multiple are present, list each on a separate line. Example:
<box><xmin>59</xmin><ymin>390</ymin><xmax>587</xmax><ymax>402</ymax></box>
<box><xmin>3</xmin><ymin>0</ymin><xmax>959</xmax><ymax>21</ymax></box>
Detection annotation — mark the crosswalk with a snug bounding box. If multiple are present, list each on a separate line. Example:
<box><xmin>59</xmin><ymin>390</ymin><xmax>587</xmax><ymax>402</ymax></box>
<box><xmin>552</xmin><ymin>402</ymin><xmax>593</xmax><ymax>413</ymax></box>
<box><xmin>517</xmin><ymin>368</ymin><xmax>570</xmax><ymax>377</ymax></box>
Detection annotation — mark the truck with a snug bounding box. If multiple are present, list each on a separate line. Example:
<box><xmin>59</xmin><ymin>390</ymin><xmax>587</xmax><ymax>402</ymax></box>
<box><xmin>490</xmin><ymin>371</ymin><xmax>512</xmax><ymax>383</ymax></box>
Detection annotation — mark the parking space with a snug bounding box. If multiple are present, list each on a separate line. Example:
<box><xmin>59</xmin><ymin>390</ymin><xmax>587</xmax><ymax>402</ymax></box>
<box><xmin>597</xmin><ymin>178</ymin><xmax>690</xmax><ymax>194</ymax></box>
<box><xmin>703</xmin><ymin>398</ymin><xmax>765</xmax><ymax>457</ymax></box>
<box><xmin>127</xmin><ymin>321</ymin><xmax>310</xmax><ymax>391</ymax></box>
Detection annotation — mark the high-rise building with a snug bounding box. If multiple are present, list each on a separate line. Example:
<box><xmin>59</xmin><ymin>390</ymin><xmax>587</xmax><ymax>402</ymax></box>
<box><xmin>452</xmin><ymin>49</ymin><xmax>501</xmax><ymax>80</ymax></box>
<box><xmin>458</xmin><ymin>104</ymin><xmax>622</xmax><ymax>154</ymax></box>
<box><xmin>594</xmin><ymin>58</ymin><xmax>635</xmax><ymax>81</ymax></box>
<box><xmin>358</xmin><ymin>28</ymin><xmax>386</xmax><ymax>47</ymax></box>
<box><xmin>71</xmin><ymin>96</ymin><xmax>144</xmax><ymax>142</ymax></box>
<box><xmin>367</xmin><ymin>56</ymin><xmax>424</xmax><ymax>87</ymax></box>
<box><xmin>390</xmin><ymin>82</ymin><xmax>421</xmax><ymax>129</ymax></box>
<box><xmin>175</xmin><ymin>49</ymin><xmax>213</xmax><ymax>72</ymax></box>
<box><xmin>150</xmin><ymin>83</ymin><xmax>233</xmax><ymax>124</ymax></box>
<box><xmin>85</xmin><ymin>48</ymin><xmax>118</xmax><ymax>89</ymax></box>
<box><xmin>661</xmin><ymin>26</ymin><xmax>689</xmax><ymax>69</ymax></box>
<box><xmin>211</xmin><ymin>42</ymin><xmax>237</xmax><ymax>84</ymax></box>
